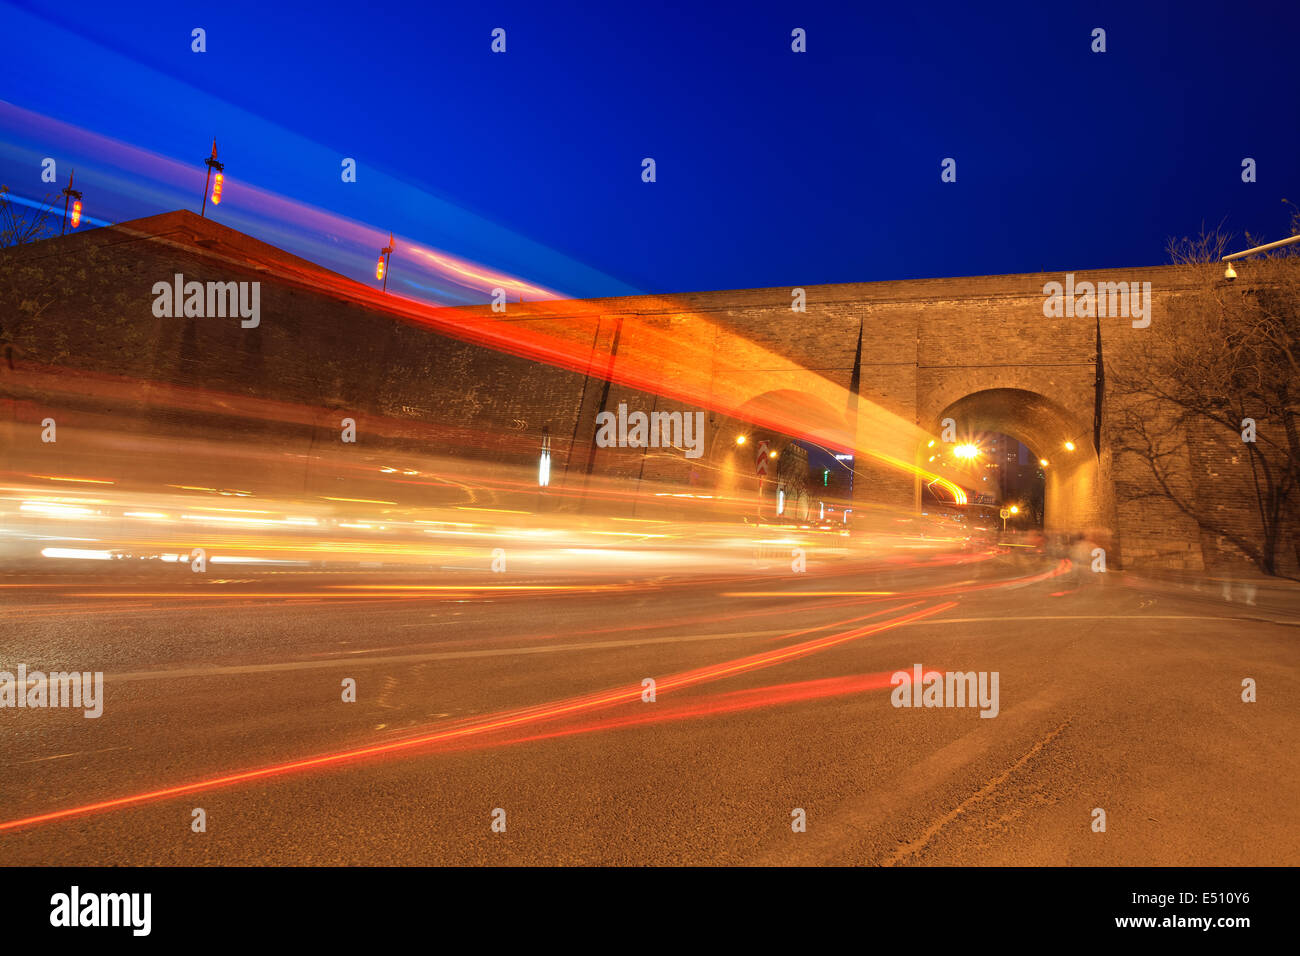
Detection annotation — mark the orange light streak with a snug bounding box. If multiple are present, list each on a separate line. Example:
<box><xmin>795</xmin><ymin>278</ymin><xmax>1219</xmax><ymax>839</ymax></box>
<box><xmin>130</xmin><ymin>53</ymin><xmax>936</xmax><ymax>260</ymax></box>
<box><xmin>27</xmin><ymin>475</ymin><xmax>116</xmax><ymax>484</ymax></box>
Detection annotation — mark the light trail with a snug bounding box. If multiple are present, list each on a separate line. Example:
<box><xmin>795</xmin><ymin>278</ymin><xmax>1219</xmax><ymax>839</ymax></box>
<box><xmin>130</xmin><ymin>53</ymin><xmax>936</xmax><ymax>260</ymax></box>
<box><xmin>430</xmin><ymin>668</ymin><xmax>945</xmax><ymax>753</ymax></box>
<box><xmin>2</xmin><ymin>102</ymin><xmax>982</xmax><ymax>502</ymax></box>
<box><xmin>0</xmin><ymin>101</ymin><xmax>570</xmax><ymax>304</ymax></box>
<box><xmin>0</xmin><ymin>601</ymin><xmax>954</xmax><ymax>833</ymax></box>
<box><xmin>723</xmin><ymin>560</ymin><xmax>1072</xmax><ymax>600</ymax></box>
<box><xmin>325</xmin><ymin>584</ymin><xmax>643</xmax><ymax>592</ymax></box>
<box><xmin>27</xmin><ymin>476</ymin><xmax>116</xmax><ymax>484</ymax></box>
<box><xmin>723</xmin><ymin>591</ymin><xmax>897</xmax><ymax>597</ymax></box>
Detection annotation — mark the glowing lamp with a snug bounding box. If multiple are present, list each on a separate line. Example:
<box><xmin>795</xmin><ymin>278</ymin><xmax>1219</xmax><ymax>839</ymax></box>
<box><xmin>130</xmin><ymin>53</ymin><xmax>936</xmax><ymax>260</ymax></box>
<box><xmin>376</xmin><ymin>256</ymin><xmax>386</xmax><ymax>281</ymax></box>
<box><xmin>70</xmin><ymin>200</ymin><xmax>81</xmax><ymax>229</ymax></box>
<box><xmin>210</xmin><ymin>171</ymin><xmax>223</xmax><ymax>205</ymax></box>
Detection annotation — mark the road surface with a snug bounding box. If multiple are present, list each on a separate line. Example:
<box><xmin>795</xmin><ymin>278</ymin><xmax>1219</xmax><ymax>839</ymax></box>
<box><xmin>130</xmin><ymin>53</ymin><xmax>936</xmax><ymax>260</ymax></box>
<box><xmin>2</xmin><ymin>552</ymin><xmax>1295</xmax><ymax>865</ymax></box>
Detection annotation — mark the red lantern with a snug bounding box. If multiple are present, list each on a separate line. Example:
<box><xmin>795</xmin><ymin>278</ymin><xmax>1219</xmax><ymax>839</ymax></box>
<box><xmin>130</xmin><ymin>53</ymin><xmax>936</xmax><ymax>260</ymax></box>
<box><xmin>210</xmin><ymin>171</ymin><xmax>223</xmax><ymax>205</ymax></box>
<box><xmin>375</xmin><ymin>255</ymin><xmax>386</xmax><ymax>281</ymax></box>
<box><xmin>70</xmin><ymin>200</ymin><xmax>82</xmax><ymax>229</ymax></box>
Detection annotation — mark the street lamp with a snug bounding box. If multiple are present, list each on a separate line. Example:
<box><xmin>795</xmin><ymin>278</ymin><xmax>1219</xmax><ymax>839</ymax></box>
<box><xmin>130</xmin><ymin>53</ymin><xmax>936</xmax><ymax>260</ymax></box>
<box><xmin>538</xmin><ymin>427</ymin><xmax>551</xmax><ymax>488</ymax></box>
<box><xmin>59</xmin><ymin>169</ymin><xmax>83</xmax><ymax>236</ymax></box>
<box><xmin>377</xmin><ymin>233</ymin><xmax>394</xmax><ymax>292</ymax></box>
<box><xmin>1221</xmin><ymin>234</ymin><xmax>1300</xmax><ymax>280</ymax></box>
<box><xmin>201</xmin><ymin>139</ymin><xmax>224</xmax><ymax>218</ymax></box>
<box><xmin>735</xmin><ymin>435</ymin><xmax>747</xmax><ymax>446</ymax></box>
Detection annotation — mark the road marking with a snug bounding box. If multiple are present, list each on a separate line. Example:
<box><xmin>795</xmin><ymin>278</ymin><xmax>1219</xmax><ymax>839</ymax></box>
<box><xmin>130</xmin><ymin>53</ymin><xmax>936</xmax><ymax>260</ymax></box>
<box><xmin>27</xmin><ymin>616</ymin><xmax>1268</xmax><ymax>687</ymax></box>
<box><xmin>95</xmin><ymin>628</ymin><xmax>797</xmax><ymax>683</ymax></box>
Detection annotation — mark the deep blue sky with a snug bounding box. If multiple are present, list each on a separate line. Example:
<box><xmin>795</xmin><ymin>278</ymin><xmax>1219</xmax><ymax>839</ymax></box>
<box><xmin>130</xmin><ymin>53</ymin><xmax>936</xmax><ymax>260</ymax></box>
<box><xmin>3</xmin><ymin>0</ymin><xmax>1298</xmax><ymax>299</ymax></box>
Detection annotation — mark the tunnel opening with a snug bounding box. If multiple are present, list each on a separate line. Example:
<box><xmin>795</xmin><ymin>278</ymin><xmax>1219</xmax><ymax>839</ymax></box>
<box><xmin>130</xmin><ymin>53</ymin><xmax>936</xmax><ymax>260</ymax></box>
<box><xmin>922</xmin><ymin>430</ymin><xmax>1046</xmax><ymax>531</ymax></box>
<box><xmin>921</xmin><ymin>388</ymin><xmax>1103</xmax><ymax>542</ymax></box>
<box><xmin>707</xmin><ymin>389</ymin><xmax>854</xmax><ymax>524</ymax></box>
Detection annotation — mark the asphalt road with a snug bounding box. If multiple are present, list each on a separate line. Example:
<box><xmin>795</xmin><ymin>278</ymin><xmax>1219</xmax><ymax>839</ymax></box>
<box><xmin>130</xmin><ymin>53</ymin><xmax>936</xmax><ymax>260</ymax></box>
<box><xmin>1</xmin><ymin>552</ymin><xmax>1296</xmax><ymax>865</ymax></box>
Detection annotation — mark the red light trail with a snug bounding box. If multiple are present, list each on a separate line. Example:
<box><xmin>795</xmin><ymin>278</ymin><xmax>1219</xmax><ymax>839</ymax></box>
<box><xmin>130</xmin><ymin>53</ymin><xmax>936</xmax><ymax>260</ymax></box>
<box><xmin>0</xmin><ymin>102</ymin><xmax>982</xmax><ymax>503</ymax></box>
<box><xmin>0</xmin><ymin>601</ymin><xmax>954</xmax><ymax>833</ymax></box>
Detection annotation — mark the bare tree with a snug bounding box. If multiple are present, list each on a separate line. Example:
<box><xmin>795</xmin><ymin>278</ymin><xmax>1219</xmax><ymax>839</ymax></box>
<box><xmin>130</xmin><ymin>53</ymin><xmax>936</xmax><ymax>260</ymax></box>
<box><xmin>0</xmin><ymin>185</ymin><xmax>58</xmax><ymax>247</ymax></box>
<box><xmin>1111</xmin><ymin>217</ymin><xmax>1300</xmax><ymax>576</ymax></box>
<box><xmin>0</xmin><ymin>187</ymin><xmax>63</xmax><ymax>370</ymax></box>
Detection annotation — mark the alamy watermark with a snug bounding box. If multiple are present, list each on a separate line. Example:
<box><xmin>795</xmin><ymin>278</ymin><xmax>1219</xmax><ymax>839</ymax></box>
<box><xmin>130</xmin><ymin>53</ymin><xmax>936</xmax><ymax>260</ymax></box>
<box><xmin>890</xmin><ymin>664</ymin><xmax>999</xmax><ymax>718</ymax></box>
<box><xmin>152</xmin><ymin>273</ymin><xmax>260</xmax><ymax>328</ymax></box>
<box><xmin>595</xmin><ymin>402</ymin><xmax>705</xmax><ymax>459</ymax></box>
<box><xmin>1042</xmin><ymin>273</ymin><xmax>1150</xmax><ymax>328</ymax></box>
<box><xmin>50</xmin><ymin>886</ymin><xmax>150</xmax><ymax>936</ymax></box>
<box><xmin>1</xmin><ymin>665</ymin><xmax>103</xmax><ymax>717</ymax></box>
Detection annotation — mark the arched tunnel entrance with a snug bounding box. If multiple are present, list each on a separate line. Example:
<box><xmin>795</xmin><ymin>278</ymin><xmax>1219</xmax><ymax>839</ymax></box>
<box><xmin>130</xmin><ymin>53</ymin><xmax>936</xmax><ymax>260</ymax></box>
<box><xmin>698</xmin><ymin>386</ymin><xmax>1107</xmax><ymax>540</ymax></box>
<box><xmin>922</xmin><ymin>388</ymin><xmax>1104</xmax><ymax>539</ymax></box>
<box><xmin>922</xmin><ymin>429</ymin><xmax>1046</xmax><ymax>530</ymax></box>
<box><xmin>706</xmin><ymin>389</ymin><xmax>854</xmax><ymax>522</ymax></box>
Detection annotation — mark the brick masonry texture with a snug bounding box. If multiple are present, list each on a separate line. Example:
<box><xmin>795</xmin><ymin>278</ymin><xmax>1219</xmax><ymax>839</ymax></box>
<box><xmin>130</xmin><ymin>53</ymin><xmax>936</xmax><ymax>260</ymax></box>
<box><xmin>2</xmin><ymin>210</ymin><xmax>1294</xmax><ymax>573</ymax></box>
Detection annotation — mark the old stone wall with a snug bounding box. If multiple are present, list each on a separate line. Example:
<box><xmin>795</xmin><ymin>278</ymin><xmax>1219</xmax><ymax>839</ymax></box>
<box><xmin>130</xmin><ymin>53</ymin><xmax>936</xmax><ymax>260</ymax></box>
<box><xmin>4</xmin><ymin>210</ymin><xmax>1294</xmax><ymax>571</ymax></box>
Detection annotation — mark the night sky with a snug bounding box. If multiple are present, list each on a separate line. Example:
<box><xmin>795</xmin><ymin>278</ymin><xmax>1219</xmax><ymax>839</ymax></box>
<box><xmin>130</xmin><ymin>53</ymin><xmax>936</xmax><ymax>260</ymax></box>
<box><xmin>3</xmin><ymin>0</ymin><xmax>1297</xmax><ymax>300</ymax></box>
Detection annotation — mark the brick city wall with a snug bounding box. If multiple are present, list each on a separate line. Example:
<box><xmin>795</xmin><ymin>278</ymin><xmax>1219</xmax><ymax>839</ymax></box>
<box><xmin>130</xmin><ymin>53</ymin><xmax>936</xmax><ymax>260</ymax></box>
<box><xmin>3</xmin><ymin>210</ymin><xmax>1293</xmax><ymax>571</ymax></box>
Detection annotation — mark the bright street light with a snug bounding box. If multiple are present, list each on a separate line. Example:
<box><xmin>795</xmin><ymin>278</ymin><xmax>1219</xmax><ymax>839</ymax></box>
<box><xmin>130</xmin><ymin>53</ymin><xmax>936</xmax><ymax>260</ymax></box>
<box><xmin>1221</xmin><ymin>234</ymin><xmax>1300</xmax><ymax>280</ymax></box>
<box><xmin>201</xmin><ymin>138</ymin><xmax>224</xmax><ymax>218</ymax></box>
<box><xmin>376</xmin><ymin>233</ymin><xmax>394</xmax><ymax>292</ymax></box>
<box><xmin>60</xmin><ymin>169</ymin><xmax>83</xmax><ymax>235</ymax></box>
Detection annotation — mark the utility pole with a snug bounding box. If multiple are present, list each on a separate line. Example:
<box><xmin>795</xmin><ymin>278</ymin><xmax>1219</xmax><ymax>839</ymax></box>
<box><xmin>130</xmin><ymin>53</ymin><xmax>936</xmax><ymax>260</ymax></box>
<box><xmin>59</xmin><ymin>170</ymin><xmax>83</xmax><ymax>236</ymax></box>
<box><xmin>201</xmin><ymin>139</ymin><xmax>224</xmax><ymax>217</ymax></box>
<box><xmin>376</xmin><ymin>233</ymin><xmax>394</xmax><ymax>292</ymax></box>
